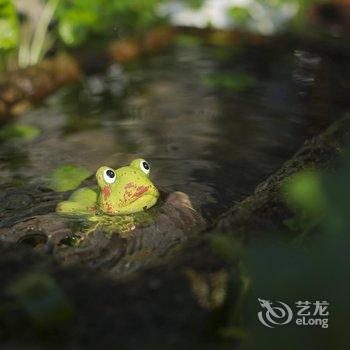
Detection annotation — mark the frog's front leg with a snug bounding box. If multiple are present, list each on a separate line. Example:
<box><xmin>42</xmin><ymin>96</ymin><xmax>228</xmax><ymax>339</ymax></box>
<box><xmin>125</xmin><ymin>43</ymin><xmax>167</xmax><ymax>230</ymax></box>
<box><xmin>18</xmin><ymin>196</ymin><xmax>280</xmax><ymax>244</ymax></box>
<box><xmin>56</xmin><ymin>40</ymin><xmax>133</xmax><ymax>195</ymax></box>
<box><xmin>56</xmin><ymin>188</ymin><xmax>98</xmax><ymax>217</ymax></box>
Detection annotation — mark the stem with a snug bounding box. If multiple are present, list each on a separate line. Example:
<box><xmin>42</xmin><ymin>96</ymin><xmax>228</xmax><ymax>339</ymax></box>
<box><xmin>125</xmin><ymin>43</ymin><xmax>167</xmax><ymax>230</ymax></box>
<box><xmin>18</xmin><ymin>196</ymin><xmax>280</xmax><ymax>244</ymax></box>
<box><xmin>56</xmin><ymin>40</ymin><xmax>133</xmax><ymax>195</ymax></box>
<box><xmin>18</xmin><ymin>30</ymin><xmax>32</xmax><ymax>68</ymax></box>
<box><xmin>29</xmin><ymin>0</ymin><xmax>60</xmax><ymax>65</ymax></box>
<box><xmin>0</xmin><ymin>51</ymin><xmax>5</xmax><ymax>71</ymax></box>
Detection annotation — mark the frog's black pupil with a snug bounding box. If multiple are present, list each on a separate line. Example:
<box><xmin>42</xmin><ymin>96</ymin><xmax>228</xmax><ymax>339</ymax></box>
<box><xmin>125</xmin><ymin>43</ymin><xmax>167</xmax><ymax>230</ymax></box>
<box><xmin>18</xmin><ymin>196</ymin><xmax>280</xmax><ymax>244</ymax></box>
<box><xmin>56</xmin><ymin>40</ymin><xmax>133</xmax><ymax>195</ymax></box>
<box><xmin>142</xmin><ymin>162</ymin><xmax>149</xmax><ymax>170</ymax></box>
<box><xmin>106</xmin><ymin>170</ymin><xmax>115</xmax><ymax>178</ymax></box>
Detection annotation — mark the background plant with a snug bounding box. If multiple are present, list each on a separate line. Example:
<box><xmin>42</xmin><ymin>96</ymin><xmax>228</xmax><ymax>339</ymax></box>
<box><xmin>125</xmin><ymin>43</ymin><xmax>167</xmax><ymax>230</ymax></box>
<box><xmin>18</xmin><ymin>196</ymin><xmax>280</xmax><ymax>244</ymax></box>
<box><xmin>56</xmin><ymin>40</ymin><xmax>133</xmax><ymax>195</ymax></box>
<box><xmin>0</xmin><ymin>0</ymin><xmax>19</xmax><ymax>68</ymax></box>
<box><xmin>212</xmin><ymin>153</ymin><xmax>350</xmax><ymax>349</ymax></box>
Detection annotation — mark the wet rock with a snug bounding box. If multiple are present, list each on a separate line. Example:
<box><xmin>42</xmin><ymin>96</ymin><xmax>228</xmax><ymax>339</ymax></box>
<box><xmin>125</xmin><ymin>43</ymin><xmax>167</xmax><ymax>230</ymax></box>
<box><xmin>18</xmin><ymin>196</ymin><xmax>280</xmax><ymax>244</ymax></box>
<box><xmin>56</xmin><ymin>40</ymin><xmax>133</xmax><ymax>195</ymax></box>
<box><xmin>0</xmin><ymin>240</ymin><xmax>230</xmax><ymax>349</ymax></box>
<box><xmin>0</xmin><ymin>191</ymin><xmax>206</xmax><ymax>278</ymax></box>
<box><xmin>214</xmin><ymin>117</ymin><xmax>350</xmax><ymax>239</ymax></box>
<box><xmin>0</xmin><ymin>185</ymin><xmax>67</xmax><ymax>229</ymax></box>
<box><xmin>1</xmin><ymin>191</ymin><xmax>33</xmax><ymax>210</ymax></box>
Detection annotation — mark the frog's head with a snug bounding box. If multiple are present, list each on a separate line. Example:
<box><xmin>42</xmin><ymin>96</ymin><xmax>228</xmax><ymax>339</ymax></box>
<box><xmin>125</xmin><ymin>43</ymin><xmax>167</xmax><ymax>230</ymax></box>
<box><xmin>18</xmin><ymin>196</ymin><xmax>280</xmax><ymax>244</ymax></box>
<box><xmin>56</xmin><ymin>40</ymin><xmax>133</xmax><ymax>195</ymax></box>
<box><xmin>96</xmin><ymin>158</ymin><xmax>159</xmax><ymax>215</ymax></box>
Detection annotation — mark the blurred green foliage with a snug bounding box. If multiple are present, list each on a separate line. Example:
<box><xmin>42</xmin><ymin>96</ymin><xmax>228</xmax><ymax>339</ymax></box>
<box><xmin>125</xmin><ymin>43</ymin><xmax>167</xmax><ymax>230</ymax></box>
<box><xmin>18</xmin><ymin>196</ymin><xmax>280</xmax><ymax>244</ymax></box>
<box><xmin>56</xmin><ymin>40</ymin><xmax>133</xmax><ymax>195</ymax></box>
<box><xmin>228</xmin><ymin>7</ymin><xmax>252</xmax><ymax>27</ymax></box>
<box><xmin>0</xmin><ymin>0</ymin><xmax>336</xmax><ymax>69</ymax></box>
<box><xmin>202</xmin><ymin>72</ymin><xmax>256</xmax><ymax>92</ymax></box>
<box><xmin>187</xmin><ymin>0</ymin><xmax>206</xmax><ymax>10</ymax></box>
<box><xmin>0</xmin><ymin>0</ymin><xmax>165</xmax><ymax>68</ymax></box>
<box><xmin>282</xmin><ymin>170</ymin><xmax>327</xmax><ymax>236</ymax></box>
<box><xmin>0</xmin><ymin>124</ymin><xmax>41</xmax><ymax>141</ymax></box>
<box><xmin>55</xmin><ymin>0</ymin><xmax>165</xmax><ymax>46</ymax></box>
<box><xmin>0</xmin><ymin>0</ymin><xmax>19</xmax><ymax>50</ymax></box>
<box><xmin>6</xmin><ymin>270</ymin><xmax>74</xmax><ymax>328</ymax></box>
<box><xmin>226</xmin><ymin>0</ymin><xmax>323</xmax><ymax>33</ymax></box>
<box><xmin>212</xmin><ymin>156</ymin><xmax>350</xmax><ymax>349</ymax></box>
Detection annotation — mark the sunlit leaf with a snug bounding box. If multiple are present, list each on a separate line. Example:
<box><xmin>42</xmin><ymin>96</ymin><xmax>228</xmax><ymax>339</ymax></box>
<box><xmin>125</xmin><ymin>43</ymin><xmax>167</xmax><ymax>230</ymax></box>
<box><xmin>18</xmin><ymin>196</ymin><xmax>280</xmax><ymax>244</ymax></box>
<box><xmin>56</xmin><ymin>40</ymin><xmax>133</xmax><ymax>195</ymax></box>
<box><xmin>0</xmin><ymin>0</ymin><xmax>19</xmax><ymax>50</ymax></box>
<box><xmin>228</xmin><ymin>7</ymin><xmax>252</xmax><ymax>26</ymax></box>
<box><xmin>45</xmin><ymin>165</ymin><xmax>92</xmax><ymax>192</ymax></box>
<box><xmin>56</xmin><ymin>0</ymin><xmax>163</xmax><ymax>46</ymax></box>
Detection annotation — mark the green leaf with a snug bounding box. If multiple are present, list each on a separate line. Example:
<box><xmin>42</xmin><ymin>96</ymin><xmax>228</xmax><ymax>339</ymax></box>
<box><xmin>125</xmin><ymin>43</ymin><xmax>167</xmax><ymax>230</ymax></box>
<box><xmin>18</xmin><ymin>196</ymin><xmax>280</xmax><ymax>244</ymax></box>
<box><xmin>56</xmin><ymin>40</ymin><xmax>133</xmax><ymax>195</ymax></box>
<box><xmin>0</xmin><ymin>124</ymin><xmax>41</xmax><ymax>141</ymax></box>
<box><xmin>187</xmin><ymin>0</ymin><xmax>205</xmax><ymax>10</ymax></box>
<box><xmin>0</xmin><ymin>0</ymin><xmax>19</xmax><ymax>50</ymax></box>
<box><xmin>55</xmin><ymin>0</ymin><xmax>164</xmax><ymax>46</ymax></box>
<box><xmin>6</xmin><ymin>271</ymin><xmax>73</xmax><ymax>327</ymax></box>
<box><xmin>45</xmin><ymin>165</ymin><xmax>92</xmax><ymax>192</ymax></box>
<box><xmin>228</xmin><ymin>7</ymin><xmax>252</xmax><ymax>26</ymax></box>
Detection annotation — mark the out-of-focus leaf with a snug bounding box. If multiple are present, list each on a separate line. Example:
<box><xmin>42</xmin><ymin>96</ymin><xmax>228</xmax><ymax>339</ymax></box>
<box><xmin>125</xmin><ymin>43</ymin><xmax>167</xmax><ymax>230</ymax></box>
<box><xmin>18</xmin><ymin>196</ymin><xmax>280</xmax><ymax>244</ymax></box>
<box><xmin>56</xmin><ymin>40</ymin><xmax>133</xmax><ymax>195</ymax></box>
<box><xmin>0</xmin><ymin>124</ymin><xmax>40</xmax><ymax>141</ymax></box>
<box><xmin>186</xmin><ymin>0</ymin><xmax>205</xmax><ymax>10</ymax></box>
<box><xmin>228</xmin><ymin>7</ymin><xmax>252</xmax><ymax>26</ymax></box>
<box><xmin>56</xmin><ymin>0</ymin><xmax>164</xmax><ymax>46</ymax></box>
<box><xmin>202</xmin><ymin>73</ymin><xmax>256</xmax><ymax>92</ymax></box>
<box><xmin>211</xmin><ymin>234</ymin><xmax>244</xmax><ymax>261</ymax></box>
<box><xmin>0</xmin><ymin>0</ymin><xmax>19</xmax><ymax>50</ymax></box>
<box><xmin>282</xmin><ymin>170</ymin><xmax>326</xmax><ymax>216</ymax></box>
<box><xmin>57</xmin><ymin>0</ymin><xmax>100</xmax><ymax>46</ymax></box>
<box><xmin>45</xmin><ymin>165</ymin><xmax>92</xmax><ymax>192</ymax></box>
<box><xmin>6</xmin><ymin>271</ymin><xmax>73</xmax><ymax>327</ymax></box>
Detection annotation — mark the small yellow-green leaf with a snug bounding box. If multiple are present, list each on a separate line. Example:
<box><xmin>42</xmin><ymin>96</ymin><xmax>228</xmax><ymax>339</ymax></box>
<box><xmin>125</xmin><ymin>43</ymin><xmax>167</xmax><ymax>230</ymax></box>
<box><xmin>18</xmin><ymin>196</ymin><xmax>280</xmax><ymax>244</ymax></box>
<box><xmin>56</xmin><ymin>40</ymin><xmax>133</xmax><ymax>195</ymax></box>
<box><xmin>45</xmin><ymin>165</ymin><xmax>92</xmax><ymax>192</ymax></box>
<box><xmin>0</xmin><ymin>0</ymin><xmax>19</xmax><ymax>50</ymax></box>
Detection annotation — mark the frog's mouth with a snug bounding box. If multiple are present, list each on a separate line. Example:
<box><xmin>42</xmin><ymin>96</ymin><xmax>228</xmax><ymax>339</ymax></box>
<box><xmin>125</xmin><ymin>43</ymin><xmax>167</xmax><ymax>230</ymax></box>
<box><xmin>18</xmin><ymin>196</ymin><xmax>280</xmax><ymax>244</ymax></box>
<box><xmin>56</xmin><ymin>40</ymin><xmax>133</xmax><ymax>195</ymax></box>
<box><xmin>118</xmin><ymin>185</ymin><xmax>159</xmax><ymax>214</ymax></box>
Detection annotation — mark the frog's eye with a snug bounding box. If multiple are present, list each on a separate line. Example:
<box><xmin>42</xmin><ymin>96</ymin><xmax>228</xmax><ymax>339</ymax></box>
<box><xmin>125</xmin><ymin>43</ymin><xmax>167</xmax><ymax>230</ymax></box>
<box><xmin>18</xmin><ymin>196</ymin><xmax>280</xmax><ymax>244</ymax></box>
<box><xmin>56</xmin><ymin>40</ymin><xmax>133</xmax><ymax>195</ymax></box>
<box><xmin>103</xmin><ymin>169</ymin><xmax>116</xmax><ymax>184</ymax></box>
<box><xmin>140</xmin><ymin>160</ymin><xmax>150</xmax><ymax>175</ymax></box>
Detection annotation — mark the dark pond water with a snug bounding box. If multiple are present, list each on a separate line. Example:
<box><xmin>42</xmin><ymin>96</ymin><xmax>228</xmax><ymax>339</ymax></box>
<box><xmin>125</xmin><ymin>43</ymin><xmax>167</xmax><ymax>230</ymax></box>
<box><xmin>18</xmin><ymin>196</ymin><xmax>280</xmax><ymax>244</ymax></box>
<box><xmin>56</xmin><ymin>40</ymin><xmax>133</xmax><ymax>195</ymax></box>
<box><xmin>0</xmin><ymin>36</ymin><xmax>349</xmax><ymax>274</ymax></box>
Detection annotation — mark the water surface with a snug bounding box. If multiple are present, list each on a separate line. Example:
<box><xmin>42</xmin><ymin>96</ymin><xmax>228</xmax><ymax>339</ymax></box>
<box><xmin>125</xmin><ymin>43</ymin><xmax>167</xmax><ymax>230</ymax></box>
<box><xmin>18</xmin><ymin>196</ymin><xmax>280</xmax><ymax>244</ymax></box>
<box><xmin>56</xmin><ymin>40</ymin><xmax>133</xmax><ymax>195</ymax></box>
<box><xmin>0</xmin><ymin>37</ymin><xmax>348</xmax><ymax>261</ymax></box>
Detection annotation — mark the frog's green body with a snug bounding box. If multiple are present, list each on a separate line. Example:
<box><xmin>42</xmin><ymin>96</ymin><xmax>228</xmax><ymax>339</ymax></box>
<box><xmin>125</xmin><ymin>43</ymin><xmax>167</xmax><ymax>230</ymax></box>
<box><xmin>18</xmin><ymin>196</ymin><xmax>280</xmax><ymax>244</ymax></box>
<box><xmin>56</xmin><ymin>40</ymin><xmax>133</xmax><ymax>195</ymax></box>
<box><xmin>56</xmin><ymin>159</ymin><xmax>159</xmax><ymax>219</ymax></box>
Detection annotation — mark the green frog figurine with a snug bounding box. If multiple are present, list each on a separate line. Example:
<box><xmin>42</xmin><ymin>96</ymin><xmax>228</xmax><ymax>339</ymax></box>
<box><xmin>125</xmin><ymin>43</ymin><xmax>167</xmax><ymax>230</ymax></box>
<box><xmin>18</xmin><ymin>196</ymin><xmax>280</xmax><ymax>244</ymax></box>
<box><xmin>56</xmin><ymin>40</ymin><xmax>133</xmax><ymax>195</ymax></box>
<box><xmin>56</xmin><ymin>159</ymin><xmax>159</xmax><ymax>218</ymax></box>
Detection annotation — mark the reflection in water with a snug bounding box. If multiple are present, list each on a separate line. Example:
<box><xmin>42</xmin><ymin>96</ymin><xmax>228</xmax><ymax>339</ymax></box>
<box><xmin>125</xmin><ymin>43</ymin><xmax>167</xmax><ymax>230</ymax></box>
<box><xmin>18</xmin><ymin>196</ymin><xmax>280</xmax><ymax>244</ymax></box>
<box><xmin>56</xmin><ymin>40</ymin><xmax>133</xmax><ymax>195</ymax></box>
<box><xmin>185</xmin><ymin>268</ymin><xmax>229</xmax><ymax>310</ymax></box>
<box><xmin>0</xmin><ymin>39</ymin><xmax>349</xmax><ymax>276</ymax></box>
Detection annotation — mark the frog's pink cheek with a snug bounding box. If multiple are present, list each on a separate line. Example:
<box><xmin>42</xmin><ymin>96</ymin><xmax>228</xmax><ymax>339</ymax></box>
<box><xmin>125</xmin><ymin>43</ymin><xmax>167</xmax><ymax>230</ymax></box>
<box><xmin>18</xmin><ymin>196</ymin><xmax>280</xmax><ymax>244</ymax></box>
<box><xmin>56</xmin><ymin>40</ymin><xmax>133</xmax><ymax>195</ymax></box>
<box><xmin>102</xmin><ymin>186</ymin><xmax>111</xmax><ymax>200</ymax></box>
